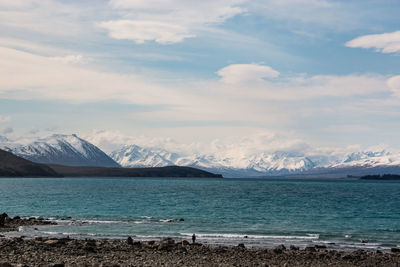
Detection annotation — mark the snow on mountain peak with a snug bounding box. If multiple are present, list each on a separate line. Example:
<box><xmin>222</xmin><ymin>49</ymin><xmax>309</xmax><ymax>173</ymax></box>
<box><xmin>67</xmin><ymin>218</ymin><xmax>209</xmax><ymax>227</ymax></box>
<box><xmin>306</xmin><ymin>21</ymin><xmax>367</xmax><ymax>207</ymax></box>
<box><xmin>0</xmin><ymin>136</ymin><xmax>8</xmax><ymax>143</ymax></box>
<box><xmin>110</xmin><ymin>145</ymin><xmax>318</xmax><ymax>176</ymax></box>
<box><xmin>109</xmin><ymin>143</ymin><xmax>400</xmax><ymax>177</ymax></box>
<box><xmin>0</xmin><ymin>134</ymin><xmax>119</xmax><ymax>167</ymax></box>
<box><xmin>110</xmin><ymin>144</ymin><xmax>176</xmax><ymax>168</ymax></box>
<box><xmin>2</xmin><ymin>133</ymin><xmax>400</xmax><ymax>177</ymax></box>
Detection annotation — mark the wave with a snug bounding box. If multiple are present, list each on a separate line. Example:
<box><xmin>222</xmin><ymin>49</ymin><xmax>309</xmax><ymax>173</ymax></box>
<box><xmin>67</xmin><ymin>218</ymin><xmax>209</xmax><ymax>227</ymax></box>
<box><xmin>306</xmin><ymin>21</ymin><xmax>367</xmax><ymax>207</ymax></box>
<box><xmin>48</xmin><ymin>218</ymin><xmax>183</xmax><ymax>226</ymax></box>
<box><xmin>180</xmin><ymin>233</ymin><xmax>320</xmax><ymax>240</ymax></box>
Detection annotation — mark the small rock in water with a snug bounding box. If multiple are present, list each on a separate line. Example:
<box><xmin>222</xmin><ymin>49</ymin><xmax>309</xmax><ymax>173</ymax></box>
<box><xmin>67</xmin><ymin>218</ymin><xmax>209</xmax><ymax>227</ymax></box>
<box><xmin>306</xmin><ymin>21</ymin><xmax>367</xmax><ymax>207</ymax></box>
<box><xmin>290</xmin><ymin>245</ymin><xmax>299</xmax><ymax>251</ymax></box>
<box><xmin>179</xmin><ymin>218</ymin><xmax>184</xmax><ymax>221</ymax></box>
<box><xmin>127</xmin><ymin>236</ymin><xmax>134</xmax><ymax>245</ymax></box>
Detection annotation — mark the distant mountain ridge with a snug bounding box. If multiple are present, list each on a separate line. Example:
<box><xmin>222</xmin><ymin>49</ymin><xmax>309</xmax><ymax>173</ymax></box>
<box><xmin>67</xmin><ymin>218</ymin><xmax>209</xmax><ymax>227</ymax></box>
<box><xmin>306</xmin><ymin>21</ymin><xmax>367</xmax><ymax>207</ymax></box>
<box><xmin>0</xmin><ymin>148</ymin><xmax>222</xmax><ymax>178</ymax></box>
<box><xmin>109</xmin><ymin>144</ymin><xmax>400</xmax><ymax>177</ymax></box>
<box><xmin>0</xmin><ymin>134</ymin><xmax>119</xmax><ymax>168</ymax></box>
<box><xmin>2</xmin><ymin>134</ymin><xmax>400</xmax><ymax>177</ymax></box>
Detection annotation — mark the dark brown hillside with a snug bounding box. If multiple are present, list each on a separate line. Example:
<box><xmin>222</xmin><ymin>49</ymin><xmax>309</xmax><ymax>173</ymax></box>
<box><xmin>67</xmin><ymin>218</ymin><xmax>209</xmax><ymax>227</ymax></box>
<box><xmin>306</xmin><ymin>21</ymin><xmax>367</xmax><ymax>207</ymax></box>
<box><xmin>48</xmin><ymin>164</ymin><xmax>223</xmax><ymax>178</ymax></box>
<box><xmin>0</xmin><ymin>148</ymin><xmax>222</xmax><ymax>178</ymax></box>
<box><xmin>0</xmin><ymin>149</ymin><xmax>61</xmax><ymax>177</ymax></box>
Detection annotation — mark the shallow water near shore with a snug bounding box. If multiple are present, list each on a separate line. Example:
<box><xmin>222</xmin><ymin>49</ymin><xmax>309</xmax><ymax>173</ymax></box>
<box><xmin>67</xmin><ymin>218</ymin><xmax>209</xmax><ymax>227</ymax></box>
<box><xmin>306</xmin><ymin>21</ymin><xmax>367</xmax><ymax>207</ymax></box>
<box><xmin>1</xmin><ymin>177</ymin><xmax>399</xmax><ymax>252</ymax></box>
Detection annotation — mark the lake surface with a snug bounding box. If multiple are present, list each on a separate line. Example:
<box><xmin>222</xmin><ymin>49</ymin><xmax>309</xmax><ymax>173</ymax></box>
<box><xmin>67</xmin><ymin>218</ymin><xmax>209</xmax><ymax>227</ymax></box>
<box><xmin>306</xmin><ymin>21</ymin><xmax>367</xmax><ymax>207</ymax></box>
<box><xmin>1</xmin><ymin>177</ymin><xmax>399</xmax><ymax>251</ymax></box>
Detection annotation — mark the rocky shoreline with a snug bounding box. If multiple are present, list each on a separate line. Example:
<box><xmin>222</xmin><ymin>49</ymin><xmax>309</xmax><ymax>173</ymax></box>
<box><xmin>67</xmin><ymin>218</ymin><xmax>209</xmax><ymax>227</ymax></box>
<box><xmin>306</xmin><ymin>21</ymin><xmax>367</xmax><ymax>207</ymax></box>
<box><xmin>0</xmin><ymin>213</ymin><xmax>56</xmax><ymax>233</ymax></box>
<box><xmin>0</xmin><ymin>215</ymin><xmax>400</xmax><ymax>266</ymax></box>
<box><xmin>0</xmin><ymin>236</ymin><xmax>399</xmax><ymax>266</ymax></box>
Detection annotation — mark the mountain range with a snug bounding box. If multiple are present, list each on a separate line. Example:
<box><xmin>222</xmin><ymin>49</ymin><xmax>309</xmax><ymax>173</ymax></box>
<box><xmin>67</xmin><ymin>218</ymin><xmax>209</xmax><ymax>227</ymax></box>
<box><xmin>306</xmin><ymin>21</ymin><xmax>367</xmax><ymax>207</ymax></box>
<box><xmin>0</xmin><ymin>147</ymin><xmax>221</xmax><ymax>178</ymax></box>
<box><xmin>2</xmin><ymin>134</ymin><xmax>400</xmax><ymax>177</ymax></box>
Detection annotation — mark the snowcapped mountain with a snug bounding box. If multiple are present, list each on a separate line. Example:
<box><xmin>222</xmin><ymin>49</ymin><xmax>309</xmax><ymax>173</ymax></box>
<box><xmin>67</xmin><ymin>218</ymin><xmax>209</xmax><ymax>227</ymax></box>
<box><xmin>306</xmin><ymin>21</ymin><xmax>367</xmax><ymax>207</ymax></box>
<box><xmin>0</xmin><ymin>134</ymin><xmax>119</xmax><ymax>167</ymax></box>
<box><xmin>110</xmin><ymin>145</ymin><xmax>179</xmax><ymax>168</ymax></box>
<box><xmin>245</xmin><ymin>152</ymin><xmax>315</xmax><ymax>173</ymax></box>
<box><xmin>3</xmin><ymin>133</ymin><xmax>400</xmax><ymax>177</ymax></box>
<box><xmin>333</xmin><ymin>150</ymin><xmax>400</xmax><ymax>167</ymax></box>
<box><xmin>110</xmin><ymin>144</ymin><xmax>400</xmax><ymax>177</ymax></box>
<box><xmin>110</xmin><ymin>145</ymin><xmax>318</xmax><ymax>177</ymax></box>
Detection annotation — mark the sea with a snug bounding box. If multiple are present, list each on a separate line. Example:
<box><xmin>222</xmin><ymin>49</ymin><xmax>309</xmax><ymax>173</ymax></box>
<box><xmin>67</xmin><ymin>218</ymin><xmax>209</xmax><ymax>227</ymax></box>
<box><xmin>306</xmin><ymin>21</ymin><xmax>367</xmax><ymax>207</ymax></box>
<box><xmin>1</xmin><ymin>177</ymin><xmax>399</xmax><ymax>252</ymax></box>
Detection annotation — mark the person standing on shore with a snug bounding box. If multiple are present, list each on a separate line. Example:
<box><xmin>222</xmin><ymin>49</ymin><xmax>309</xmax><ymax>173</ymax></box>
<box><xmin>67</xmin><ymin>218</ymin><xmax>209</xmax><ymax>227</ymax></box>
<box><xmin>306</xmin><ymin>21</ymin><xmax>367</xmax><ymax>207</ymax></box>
<box><xmin>192</xmin><ymin>234</ymin><xmax>196</xmax><ymax>243</ymax></box>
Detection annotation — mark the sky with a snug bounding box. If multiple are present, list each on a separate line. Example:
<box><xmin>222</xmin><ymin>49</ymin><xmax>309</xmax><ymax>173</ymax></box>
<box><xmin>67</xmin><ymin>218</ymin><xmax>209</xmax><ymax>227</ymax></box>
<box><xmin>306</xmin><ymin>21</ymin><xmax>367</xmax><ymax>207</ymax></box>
<box><xmin>1</xmin><ymin>0</ymin><xmax>400</xmax><ymax>154</ymax></box>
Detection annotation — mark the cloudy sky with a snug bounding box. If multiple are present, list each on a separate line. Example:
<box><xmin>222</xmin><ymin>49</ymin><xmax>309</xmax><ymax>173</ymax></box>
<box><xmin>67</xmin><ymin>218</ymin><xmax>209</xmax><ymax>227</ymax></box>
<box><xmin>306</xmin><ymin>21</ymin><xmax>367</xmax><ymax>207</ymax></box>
<box><xmin>1</xmin><ymin>0</ymin><xmax>400</xmax><ymax>153</ymax></box>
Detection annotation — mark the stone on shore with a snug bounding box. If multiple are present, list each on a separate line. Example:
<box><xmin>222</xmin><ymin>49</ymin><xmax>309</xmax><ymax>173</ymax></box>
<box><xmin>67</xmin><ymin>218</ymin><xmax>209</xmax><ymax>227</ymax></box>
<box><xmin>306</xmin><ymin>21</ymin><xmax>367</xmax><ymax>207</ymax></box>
<box><xmin>126</xmin><ymin>236</ymin><xmax>133</xmax><ymax>245</ymax></box>
<box><xmin>0</xmin><ymin>237</ymin><xmax>399</xmax><ymax>266</ymax></box>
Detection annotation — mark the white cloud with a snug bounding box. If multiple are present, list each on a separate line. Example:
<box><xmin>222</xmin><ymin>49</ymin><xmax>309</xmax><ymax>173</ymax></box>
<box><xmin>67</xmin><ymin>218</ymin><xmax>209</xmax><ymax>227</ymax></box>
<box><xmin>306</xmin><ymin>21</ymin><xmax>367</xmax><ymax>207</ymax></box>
<box><xmin>85</xmin><ymin>129</ymin><xmax>309</xmax><ymax>155</ymax></box>
<box><xmin>99</xmin><ymin>20</ymin><xmax>194</xmax><ymax>44</ymax></box>
<box><xmin>0</xmin><ymin>115</ymin><xmax>11</xmax><ymax>123</ymax></box>
<box><xmin>2</xmin><ymin>127</ymin><xmax>13</xmax><ymax>134</ymax></box>
<box><xmin>0</xmin><ymin>0</ymin><xmax>85</xmax><ymax>37</ymax></box>
<box><xmin>50</xmin><ymin>54</ymin><xmax>86</xmax><ymax>64</ymax></box>
<box><xmin>0</xmin><ymin>0</ymin><xmax>36</xmax><ymax>8</ymax></box>
<box><xmin>83</xmin><ymin>129</ymin><xmax>364</xmax><ymax>167</ymax></box>
<box><xmin>0</xmin><ymin>46</ymin><xmax>183</xmax><ymax>105</ymax></box>
<box><xmin>100</xmin><ymin>0</ymin><xmax>246</xmax><ymax>44</ymax></box>
<box><xmin>217</xmin><ymin>64</ymin><xmax>280</xmax><ymax>84</ymax></box>
<box><xmin>346</xmin><ymin>31</ymin><xmax>400</xmax><ymax>54</ymax></box>
<box><xmin>387</xmin><ymin>75</ymin><xmax>400</xmax><ymax>96</ymax></box>
<box><xmin>84</xmin><ymin>129</ymin><xmax>193</xmax><ymax>154</ymax></box>
<box><xmin>0</xmin><ymin>45</ymin><xmax>395</xmax><ymax>128</ymax></box>
<box><xmin>214</xmin><ymin>69</ymin><xmax>389</xmax><ymax>101</ymax></box>
<box><xmin>0</xmin><ymin>38</ymin><xmax>74</xmax><ymax>57</ymax></box>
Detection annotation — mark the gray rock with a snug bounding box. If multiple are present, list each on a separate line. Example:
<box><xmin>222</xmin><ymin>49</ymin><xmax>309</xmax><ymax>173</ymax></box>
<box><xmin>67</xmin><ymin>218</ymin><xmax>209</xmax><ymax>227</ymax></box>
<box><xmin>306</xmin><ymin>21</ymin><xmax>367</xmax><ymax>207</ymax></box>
<box><xmin>273</xmin><ymin>245</ymin><xmax>286</xmax><ymax>254</ymax></box>
<box><xmin>391</xmin><ymin>247</ymin><xmax>400</xmax><ymax>253</ymax></box>
<box><xmin>44</xmin><ymin>240</ymin><xmax>59</xmax><ymax>245</ymax></box>
<box><xmin>237</xmin><ymin>243</ymin><xmax>245</xmax><ymax>249</ymax></box>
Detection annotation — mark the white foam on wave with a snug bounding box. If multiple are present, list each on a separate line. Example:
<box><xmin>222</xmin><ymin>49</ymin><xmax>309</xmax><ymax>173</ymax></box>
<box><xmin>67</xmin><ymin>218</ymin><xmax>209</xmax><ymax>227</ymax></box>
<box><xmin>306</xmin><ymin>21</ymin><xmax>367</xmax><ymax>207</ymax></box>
<box><xmin>180</xmin><ymin>233</ymin><xmax>320</xmax><ymax>240</ymax></box>
<box><xmin>51</xmin><ymin>217</ymin><xmax>179</xmax><ymax>226</ymax></box>
<box><xmin>42</xmin><ymin>231</ymin><xmax>80</xmax><ymax>236</ymax></box>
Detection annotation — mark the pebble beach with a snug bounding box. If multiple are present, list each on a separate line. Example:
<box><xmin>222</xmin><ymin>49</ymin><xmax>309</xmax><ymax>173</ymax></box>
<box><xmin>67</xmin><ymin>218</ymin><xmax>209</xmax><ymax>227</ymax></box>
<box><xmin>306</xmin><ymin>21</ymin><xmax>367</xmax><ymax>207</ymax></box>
<box><xmin>1</xmin><ymin>215</ymin><xmax>400</xmax><ymax>267</ymax></box>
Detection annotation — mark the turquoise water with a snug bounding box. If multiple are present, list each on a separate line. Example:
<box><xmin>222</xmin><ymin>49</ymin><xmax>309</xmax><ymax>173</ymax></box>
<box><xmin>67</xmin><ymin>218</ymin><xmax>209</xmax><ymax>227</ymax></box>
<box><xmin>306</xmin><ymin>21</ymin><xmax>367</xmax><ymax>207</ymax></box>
<box><xmin>1</xmin><ymin>177</ymin><xmax>400</xmax><ymax>251</ymax></box>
